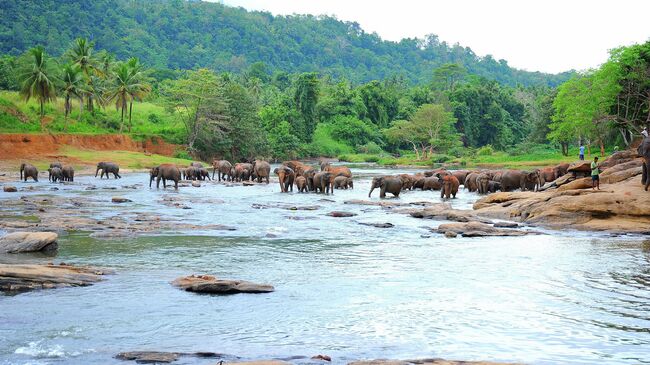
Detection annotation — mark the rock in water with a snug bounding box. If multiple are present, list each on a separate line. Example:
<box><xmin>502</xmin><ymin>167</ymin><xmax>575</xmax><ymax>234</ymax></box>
<box><xmin>326</xmin><ymin>211</ymin><xmax>357</xmax><ymax>217</ymax></box>
<box><xmin>191</xmin><ymin>181</ymin><xmax>201</xmax><ymax>187</ymax></box>
<box><xmin>349</xmin><ymin>359</ymin><xmax>523</xmax><ymax>365</ymax></box>
<box><xmin>3</xmin><ymin>185</ymin><xmax>17</xmax><ymax>192</ymax></box>
<box><xmin>115</xmin><ymin>351</ymin><xmax>180</xmax><ymax>363</ymax></box>
<box><xmin>171</xmin><ymin>275</ymin><xmax>274</xmax><ymax>294</ymax></box>
<box><xmin>0</xmin><ymin>232</ymin><xmax>58</xmax><ymax>253</ymax></box>
<box><xmin>444</xmin><ymin>231</ymin><xmax>458</xmax><ymax>238</ymax></box>
<box><xmin>312</xmin><ymin>355</ymin><xmax>332</xmax><ymax>361</ymax></box>
<box><xmin>0</xmin><ymin>263</ymin><xmax>111</xmax><ymax>292</ymax></box>
<box><xmin>112</xmin><ymin>196</ymin><xmax>132</xmax><ymax>203</ymax></box>
<box><xmin>436</xmin><ymin>222</ymin><xmax>536</xmax><ymax>237</ymax></box>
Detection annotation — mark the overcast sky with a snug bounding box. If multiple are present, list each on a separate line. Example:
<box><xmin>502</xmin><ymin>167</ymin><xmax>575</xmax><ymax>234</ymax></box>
<box><xmin>219</xmin><ymin>0</ymin><xmax>649</xmax><ymax>74</ymax></box>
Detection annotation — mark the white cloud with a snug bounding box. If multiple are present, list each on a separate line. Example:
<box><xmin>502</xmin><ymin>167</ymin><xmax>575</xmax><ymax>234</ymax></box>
<box><xmin>218</xmin><ymin>0</ymin><xmax>649</xmax><ymax>73</ymax></box>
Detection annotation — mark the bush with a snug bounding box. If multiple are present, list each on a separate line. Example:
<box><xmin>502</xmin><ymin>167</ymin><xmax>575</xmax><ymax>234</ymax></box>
<box><xmin>430</xmin><ymin>154</ymin><xmax>452</xmax><ymax>163</ymax></box>
<box><xmin>173</xmin><ymin>149</ymin><xmax>192</xmax><ymax>160</ymax></box>
<box><xmin>476</xmin><ymin>145</ymin><xmax>494</xmax><ymax>156</ymax></box>
<box><xmin>308</xmin><ymin>123</ymin><xmax>354</xmax><ymax>157</ymax></box>
<box><xmin>148</xmin><ymin>113</ymin><xmax>162</xmax><ymax>124</ymax></box>
<box><xmin>356</xmin><ymin>141</ymin><xmax>383</xmax><ymax>154</ymax></box>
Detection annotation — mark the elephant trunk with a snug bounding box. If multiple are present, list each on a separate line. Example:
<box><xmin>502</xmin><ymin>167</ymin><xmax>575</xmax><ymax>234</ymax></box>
<box><xmin>368</xmin><ymin>186</ymin><xmax>375</xmax><ymax>198</ymax></box>
<box><xmin>95</xmin><ymin>167</ymin><xmax>100</xmax><ymax>177</ymax></box>
<box><xmin>20</xmin><ymin>166</ymin><xmax>23</xmax><ymax>180</ymax></box>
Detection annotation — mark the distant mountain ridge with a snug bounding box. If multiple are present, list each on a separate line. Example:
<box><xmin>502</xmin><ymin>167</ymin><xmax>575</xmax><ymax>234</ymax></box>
<box><xmin>0</xmin><ymin>0</ymin><xmax>572</xmax><ymax>86</ymax></box>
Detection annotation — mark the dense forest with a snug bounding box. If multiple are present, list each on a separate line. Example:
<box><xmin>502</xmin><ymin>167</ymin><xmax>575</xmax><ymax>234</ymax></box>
<box><xmin>0</xmin><ymin>0</ymin><xmax>572</xmax><ymax>86</ymax></box>
<box><xmin>1</xmin><ymin>1</ymin><xmax>648</xmax><ymax>164</ymax></box>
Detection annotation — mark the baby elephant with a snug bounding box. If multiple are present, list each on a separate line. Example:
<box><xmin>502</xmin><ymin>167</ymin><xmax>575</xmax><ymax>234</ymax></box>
<box><xmin>295</xmin><ymin>176</ymin><xmax>308</xmax><ymax>193</ymax></box>
<box><xmin>368</xmin><ymin>176</ymin><xmax>402</xmax><ymax>198</ymax></box>
<box><xmin>20</xmin><ymin>163</ymin><xmax>38</xmax><ymax>182</ymax></box>
<box><xmin>96</xmin><ymin>162</ymin><xmax>121</xmax><ymax>179</ymax></box>
<box><xmin>48</xmin><ymin>167</ymin><xmax>63</xmax><ymax>182</ymax></box>
<box><xmin>62</xmin><ymin>166</ymin><xmax>74</xmax><ymax>182</ymax></box>
<box><xmin>333</xmin><ymin>176</ymin><xmax>353</xmax><ymax>189</ymax></box>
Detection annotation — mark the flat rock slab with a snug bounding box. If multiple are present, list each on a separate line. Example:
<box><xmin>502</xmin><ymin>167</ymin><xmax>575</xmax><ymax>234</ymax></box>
<box><xmin>359</xmin><ymin>222</ymin><xmax>394</xmax><ymax>228</ymax></box>
<box><xmin>0</xmin><ymin>263</ymin><xmax>112</xmax><ymax>293</ymax></box>
<box><xmin>172</xmin><ymin>275</ymin><xmax>274</xmax><ymax>294</ymax></box>
<box><xmin>436</xmin><ymin>222</ymin><xmax>536</xmax><ymax>237</ymax></box>
<box><xmin>0</xmin><ymin>231</ymin><xmax>58</xmax><ymax>253</ymax></box>
<box><xmin>116</xmin><ymin>351</ymin><xmax>222</xmax><ymax>364</ymax></box>
<box><xmin>327</xmin><ymin>211</ymin><xmax>357</xmax><ymax>217</ymax></box>
<box><xmin>409</xmin><ymin>208</ymin><xmax>492</xmax><ymax>224</ymax></box>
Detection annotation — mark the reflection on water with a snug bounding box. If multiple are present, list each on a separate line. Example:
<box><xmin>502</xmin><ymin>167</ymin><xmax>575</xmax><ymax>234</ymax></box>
<box><xmin>0</xmin><ymin>167</ymin><xmax>649</xmax><ymax>364</ymax></box>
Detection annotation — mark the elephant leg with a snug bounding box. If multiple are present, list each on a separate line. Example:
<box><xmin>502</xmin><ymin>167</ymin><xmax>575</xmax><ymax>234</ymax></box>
<box><xmin>163</xmin><ymin>178</ymin><xmax>167</xmax><ymax>188</ymax></box>
<box><xmin>642</xmin><ymin>162</ymin><xmax>647</xmax><ymax>185</ymax></box>
<box><xmin>174</xmin><ymin>179</ymin><xmax>178</xmax><ymax>190</ymax></box>
<box><xmin>156</xmin><ymin>176</ymin><xmax>161</xmax><ymax>188</ymax></box>
<box><xmin>380</xmin><ymin>186</ymin><xmax>386</xmax><ymax>198</ymax></box>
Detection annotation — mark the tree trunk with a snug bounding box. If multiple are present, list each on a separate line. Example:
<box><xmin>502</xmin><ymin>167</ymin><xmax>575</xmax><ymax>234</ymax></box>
<box><xmin>119</xmin><ymin>99</ymin><xmax>125</xmax><ymax>133</ymax></box>
<box><xmin>411</xmin><ymin>142</ymin><xmax>419</xmax><ymax>160</ymax></box>
<box><xmin>128</xmin><ymin>100</ymin><xmax>133</xmax><ymax>133</ymax></box>
<box><xmin>561</xmin><ymin>142</ymin><xmax>568</xmax><ymax>156</ymax></box>
<box><xmin>599</xmin><ymin>139</ymin><xmax>605</xmax><ymax>156</ymax></box>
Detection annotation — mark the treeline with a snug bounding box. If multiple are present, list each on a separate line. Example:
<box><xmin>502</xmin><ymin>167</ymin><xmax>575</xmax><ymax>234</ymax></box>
<box><xmin>549</xmin><ymin>41</ymin><xmax>650</xmax><ymax>155</ymax></box>
<box><xmin>0</xmin><ymin>0</ymin><xmax>571</xmax><ymax>87</ymax></box>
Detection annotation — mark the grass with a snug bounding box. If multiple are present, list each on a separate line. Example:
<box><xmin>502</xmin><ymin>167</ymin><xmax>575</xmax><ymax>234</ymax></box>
<box><xmin>0</xmin><ymin>91</ymin><xmax>185</xmax><ymax>144</ymax></box>
<box><xmin>60</xmin><ymin>147</ymin><xmax>196</xmax><ymax>170</ymax></box>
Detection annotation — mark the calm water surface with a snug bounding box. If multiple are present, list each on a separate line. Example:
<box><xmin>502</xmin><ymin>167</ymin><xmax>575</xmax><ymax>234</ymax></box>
<box><xmin>1</xmin><ymin>165</ymin><xmax>649</xmax><ymax>364</ymax></box>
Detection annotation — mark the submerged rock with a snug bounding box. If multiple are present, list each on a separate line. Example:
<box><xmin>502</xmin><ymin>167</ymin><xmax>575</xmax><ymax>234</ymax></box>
<box><xmin>0</xmin><ymin>263</ymin><xmax>111</xmax><ymax>293</ymax></box>
<box><xmin>349</xmin><ymin>359</ymin><xmax>523</xmax><ymax>365</ymax></box>
<box><xmin>112</xmin><ymin>196</ymin><xmax>132</xmax><ymax>203</ymax></box>
<box><xmin>171</xmin><ymin>275</ymin><xmax>274</xmax><ymax>294</ymax></box>
<box><xmin>312</xmin><ymin>355</ymin><xmax>332</xmax><ymax>362</ymax></box>
<box><xmin>359</xmin><ymin>222</ymin><xmax>394</xmax><ymax>228</ymax></box>
<box><xmin>115</xmin><ymin>351</ymin><xmax>223</xmax><ymax>364</ymax></box>
<box><xmin>409</xmin><ymin>208</ymin><xmax>492</xmax><ymax>224</ymax></box>
<box><xmin>191</xmin><ymin>181</ymin><xmax>201</xmax><ymax>187</ymax></box>
<box><xmin>3</xmin><ymin>185</ymin><xmax>17</xmax><ymax>192</ymax></box>
<box><xmin>435</xmin><ymin>222</ymin><xmax>536</xmax><ymax>237</ymax></box>
<box><xmin>327</xmin><ymin>211</ymin><xmax>357</xmax><ymax>217</ymax></box>
<box><xmin>0</xmin><ymin>231</ymin><xmax>58</xmax><ymax>253</ymax></box>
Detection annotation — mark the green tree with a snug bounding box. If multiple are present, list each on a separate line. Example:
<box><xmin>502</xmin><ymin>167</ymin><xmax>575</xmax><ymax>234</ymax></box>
<box><xmin>432</xmin><ymin>63</ymin><xmax>466</xmax><ymax>92</ymax></box>
<box><xmin>59</xmin><ymin>63</ymin><xmax>84</xmax><ymax>128</ymax></box>
<box><xmin>18</xmin><ymin>46</ymin><xmax>56</xmax><ymax>117</ymax></box>
<box><xmin>125</xmin><ymin>57</ymin><xmax>152</xmax><ymax>132</ymax></box>
<box><xmin>293</xmin><ymin>72</ymin><xmax>320</xmax><ymax>141</ymax></box>
<box><xmin>268</xmin><ymin>121</ymin><xmax>300</xmax><ymax>160</ymax></box>
<box><xmin>384</xmin><ymin>104</ymin><xmax>459</xmax><ymax>159</ymax></box>
<box><xmin>67</xmin><ymin>38</ymin><xmax>99</xmax><ymax>112</ymax></box>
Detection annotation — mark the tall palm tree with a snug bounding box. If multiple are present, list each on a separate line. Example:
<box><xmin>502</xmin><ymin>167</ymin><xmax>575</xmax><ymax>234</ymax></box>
<box><xmin>60</xmin><ymin>64</ymin><xmax>84</xmax><ymax>130</ymax></box>
<box><xmin>125</xmin><ymin>57</ymin><xmax>151</xmax><ymax>132</ymax></box>
<box><xmin>109</xmin><ymin>62</ymin><xmax>131</xmax><ymax>132</ymax></box>
<box><xmin>67</xmin><ymin>38</ymin><xmax>98</xmax><ymax>112</ymax></box>
<box><xmin>18</xmin><ymin>46</ymin><xmax>56</xmax><ymax>117</ymax></box>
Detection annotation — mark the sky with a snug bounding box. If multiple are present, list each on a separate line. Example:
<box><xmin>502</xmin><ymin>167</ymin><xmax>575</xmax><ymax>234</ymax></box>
<box><xmin>218</xmin><ymin>0</ymin><xmax>650</xmax><ymax>74</ymax></box>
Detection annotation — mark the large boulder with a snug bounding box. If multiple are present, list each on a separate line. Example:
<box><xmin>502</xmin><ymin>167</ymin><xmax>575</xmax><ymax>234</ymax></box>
<box><xmin>0</xmin><ymin>263</ymin><xmax>111</xmax><ymax>292</ymax></box>
<box><xmin>0</xmin><ymin>232</ymin><xmax>58</xmax><ymax>253</ymax></box>
<box><xmin>171</xmin><ymin>275</ymin><xmax>274</xmax><ymax>294</ymax></box>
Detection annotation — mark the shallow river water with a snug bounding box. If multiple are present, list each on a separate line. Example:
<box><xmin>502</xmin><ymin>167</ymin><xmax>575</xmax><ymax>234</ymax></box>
<box><xmin>1</xmin><ymin>165</ymin><xmax>649</xmax><ymax>365</ymax></box>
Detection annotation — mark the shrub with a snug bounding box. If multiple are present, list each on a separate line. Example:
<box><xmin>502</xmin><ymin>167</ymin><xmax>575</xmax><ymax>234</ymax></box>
<box><xmin>308</xmin><ymin>123</ymin><xmax>354</xmax><ymax>157</ymax></box>
<box><xmin>173</xmin><ymin>149</ymin><xmax>192</xmax><ymax>160</ymax></box>
<box><xmin>356</xmin><ymin>141</ymin><xmax>383</xmax><ymax>154</ymax></box>
<box><xmin>476</xmin><ymin>145</ymin><xmax>494</xmax><ymax>156</ymax></box>
<box><xmin>148</xmin><ymin>113</ymin><xmax>162</xmax><ymax>124</ymax></box>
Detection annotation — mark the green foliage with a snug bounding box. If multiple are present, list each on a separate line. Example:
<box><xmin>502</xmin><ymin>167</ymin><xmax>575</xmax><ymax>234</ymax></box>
<box><xmin>476</xmin><ymin>145</ymin><xmax>494</xmax><ymax>156</ymax></box>
<box><xmin>356</xmin><ymin>141</ymin><xmax>383</xmax><ymax>154</ymax></box>
<box><xmin>173</xmin><ymin>149</ymin><xmax>192</xmax><ymax>160</ymax></box>
<box><xmin>268</xmin><ymin>121</ymin><xmax>300</xmax><ymax>160</ymax></box>
<box><xmin>327</xmin><ymin>115</ymin><xmax>381</xmax><ymax>147</ymax></box>
<box><xmin>17</xmin><ymin>46</ymin><xmax>57</xmax><ymax>116</ymax></box>
<box><xmin>308</xmin><ymin>123</ymin><xmax>354</xmax><ymax>157</ymax></box>
<box><xmin>0</xmin><ymin>0</ymin><xmax>569</xmax><ymax>87</ymax></box>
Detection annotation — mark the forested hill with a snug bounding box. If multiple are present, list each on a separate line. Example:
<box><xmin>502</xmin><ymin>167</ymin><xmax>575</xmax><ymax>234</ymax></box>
<box><xmin>1</xmin><ymin>0</ymin><xmax>571</xmax><ymax>86</ymax></box>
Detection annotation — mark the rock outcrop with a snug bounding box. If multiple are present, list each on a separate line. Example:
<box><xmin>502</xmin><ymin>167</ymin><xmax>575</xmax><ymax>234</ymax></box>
<box><xmin>435</xmin><ymin>221</ymin><xmax>537</xmax><ymax>237</ymax></box>
<box><xmin>0</xmin><ymin>263</ymin><xmax>111</xmax><ymax>292</ymax></box>
<box><xmin>171</xmin><ymin>275</ymin><xmax>274</xmax><ymax>294</ymax></box>
<box><xmin>349</xmin><ymin>359</ymin><xmax>523</xmax><ymax>365</ymax></box>
<box><xmin>409</xmin><ymin>208</ymin><xmax>492</xmax><ymax>223</ymax></box>
<box><xmin>0</xmin><ymin>231</ymin><xmax>58</xmax><ymax>253</ymax></box>
<box><xmin>115</xmin><ymin>351</ymin><xmax>222</xmax><ymax>364</ymax></box>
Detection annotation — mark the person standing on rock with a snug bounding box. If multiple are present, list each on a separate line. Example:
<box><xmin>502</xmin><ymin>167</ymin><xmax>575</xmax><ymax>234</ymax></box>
<box><xmin>579</xmin><ymin>144</ymin><xmax>585</xmax><ymax>161</ymax></box>
<box><xmin>591</xmin><ymin>156</ymin><xmax>600</xmax><ymax>190</ymax></box>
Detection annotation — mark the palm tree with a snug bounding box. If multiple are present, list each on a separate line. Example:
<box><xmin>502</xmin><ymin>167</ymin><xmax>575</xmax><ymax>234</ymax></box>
<box><xmin>60</xmin><ymin>64</ymin><xmax>84</xmax><ymax>130</ymax></box>
<box><xmin>67</xmin><ymin>38</ymin><xmax>98</xmax><ymax>112</ymax></box>
<box><xmin>125</xmin><ymin>57</ymin><xmax>151</xmax><ymax>132</ymax></box>
<box><xmin>18</xmin><ymin>46</ymin><xmax>56</xmax><ymax>118</ymax></box>
<box><xmin>109</xmin><ymin>62</ymin><xmax>131</xmax><ymax>132</ymax></box>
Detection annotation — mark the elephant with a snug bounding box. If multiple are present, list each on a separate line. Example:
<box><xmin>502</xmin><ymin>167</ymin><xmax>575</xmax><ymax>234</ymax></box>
<box><xmin>295</xmin><ymin>176</ymin><xmax>308</xmax><ymax>193</ymax></box>
<box><xmin>333</xmin><ymin>176</ymin><xmax>353</xmax><ymax>189</ymax></box>
<box><xmin>464</xmin><ymin>172</ymin><xmax>479</xmax><ymax>192</ymax></box>
<box><xmin>302</xmin><ymin>168</ymin><xmax>317</xmax><ymax>192</ymax></box>
<box><xmin>48</xmin><ymin>167</ymin><xmax>63</xmax><ymax>182</ymax></box>
<box><xmin>49</xmin><ymin>162</ymin><xmax>62</xmax><ymax>181</ymax></box>
<box><xmin>638</xmin><ymin>137</ymin><xmax>650</xmax><ymax>191</ymax></box>
<box><xmin>320</xmin><ymin>160</ymin><xmax>330</xmax><ymax>171</ymax></box>
<box><xmin>536</xmin><ymin>167</ymin><xmax>556</xmax><ymax>188</ymax></box>
<box><xmin>150</xmin><ymin>164</ymin><xmax>181</xmax><ymax>189</ymax></box>
<box><xmin>61</xmin><ymin>166</ymin><xmax>74</xmax><ymax>182</ymax></box>
<box><xmin>523</xmin><ymin>170</ymin><xmax>540</xmax><ymax>191</ymax></box>
<box><xmin>231</xmin><ymin>164</ymin><xmax>245</xmax><ymax>182</ymax></box>
<box><xmin>212</xmin><ymin>160</ymin><xmax>232</xmax><ymax>181</ymax></box>
<box><xmin>491</xmin><ymin>170</ymin><xmax>504</xmax><ymax>183</ymax></box>
<box><xmin>95</xmin><ymin>162</ymin><xmax>121</xmax><ymax>179</ymax></box>
<box><xmin>487</xmin><ymin>181</ymin><xmax>501</xmax><ymax>193</ymax></box>
<box><xmin>422</xmin><ymin>176</ymin><xmax>442</xmax><ymax>191</ymax></box>
<box><xmin>476</xmin><ymin>173</ymin><xmax>490</xmax><ymax>194</ymax></box>
<box><xmin>283</xmin><ymin>161</ymin><xmax>313</xmax><ymax>176</ymax></box>
<box><xmin>252</xmin><ymin>160</ymin><xmax>271</xmax><ymax>184</ymax></box>
<box><xmin>20</xmin><ymin>163</ymin><xmax>39</xmax><ymax>182</ymax></box>
<box><xmin>240</xmin><ymin>163</ymin><xmax>254</xmax><ymax>181</ymax></box>
<box><xmin>184</xmin><ymin>166</ymin><xmax>200</xmax><ymax>180</ymax></box>
<box><xmin>424</xmin><ymin>168</ymin><xmax>447</xmax><ymax>177</ymax></box>
<box><xmin>274</xmin><ymin>165</ymin><xmax>295</xmax><ymax>192</ymax></box>
<box><xmin>452</xmin><ymin>170</ymin><xmax>469</xmax><ymax>185</ymax></box>
<box><xmin>440</xmin><ymin>175</ymin><xmax>460</xmax><ymax>199</ymax></box>
<box><xmin>398</xmin><ymin>174</ymin><xmax>416</xmax><ymax>190</ymax></box>
<box><xmin>323</xmin><ymin>164</ymin><xmax>352</xmax><ymax>178</ymax></box>
<box><xmin>313</xmin><ymin>172</ymin><xmax>334</xmax><ymax>194</ymax></box>
<box><xmin>553</xmin><ymin>163</ymin><xmax>570</xmax><ymax>179</ymax></box>
<box><xmin>500</xmin><ymin>170</ymin><xmax>539</xmax><ymax>192</ymax></box>
<box><xmin>198</xmin><ymin>168</ymin><xmax>211</xmax><ymax>181</ymax></box>
<box><xmin>368</xmin><ymin>176</ymin><xmax>402</xmax><ymax>198</ymax></box>
<box><xmin>190</xmin><ymin>162</ymin><xmax>203</xmax><ymax>168</ymax></box>
<box><xmin>412</xmin><ymin>174</ymin><xmax>426</xmax><ymax>190</ymax></box>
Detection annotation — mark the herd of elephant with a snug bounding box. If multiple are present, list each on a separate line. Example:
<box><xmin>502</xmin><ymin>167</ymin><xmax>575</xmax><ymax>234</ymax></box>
<box><xmin>14</xmin><ymin>159</ymin><xmax>572</xmax><ymax>199</ymax></box>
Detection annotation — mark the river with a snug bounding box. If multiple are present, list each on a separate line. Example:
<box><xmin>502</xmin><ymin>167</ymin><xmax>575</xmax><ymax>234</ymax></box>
<box><xmin>1</xmin><ymin>165</ymin><xmax>649</xmax><ymax>365</ymax></box>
